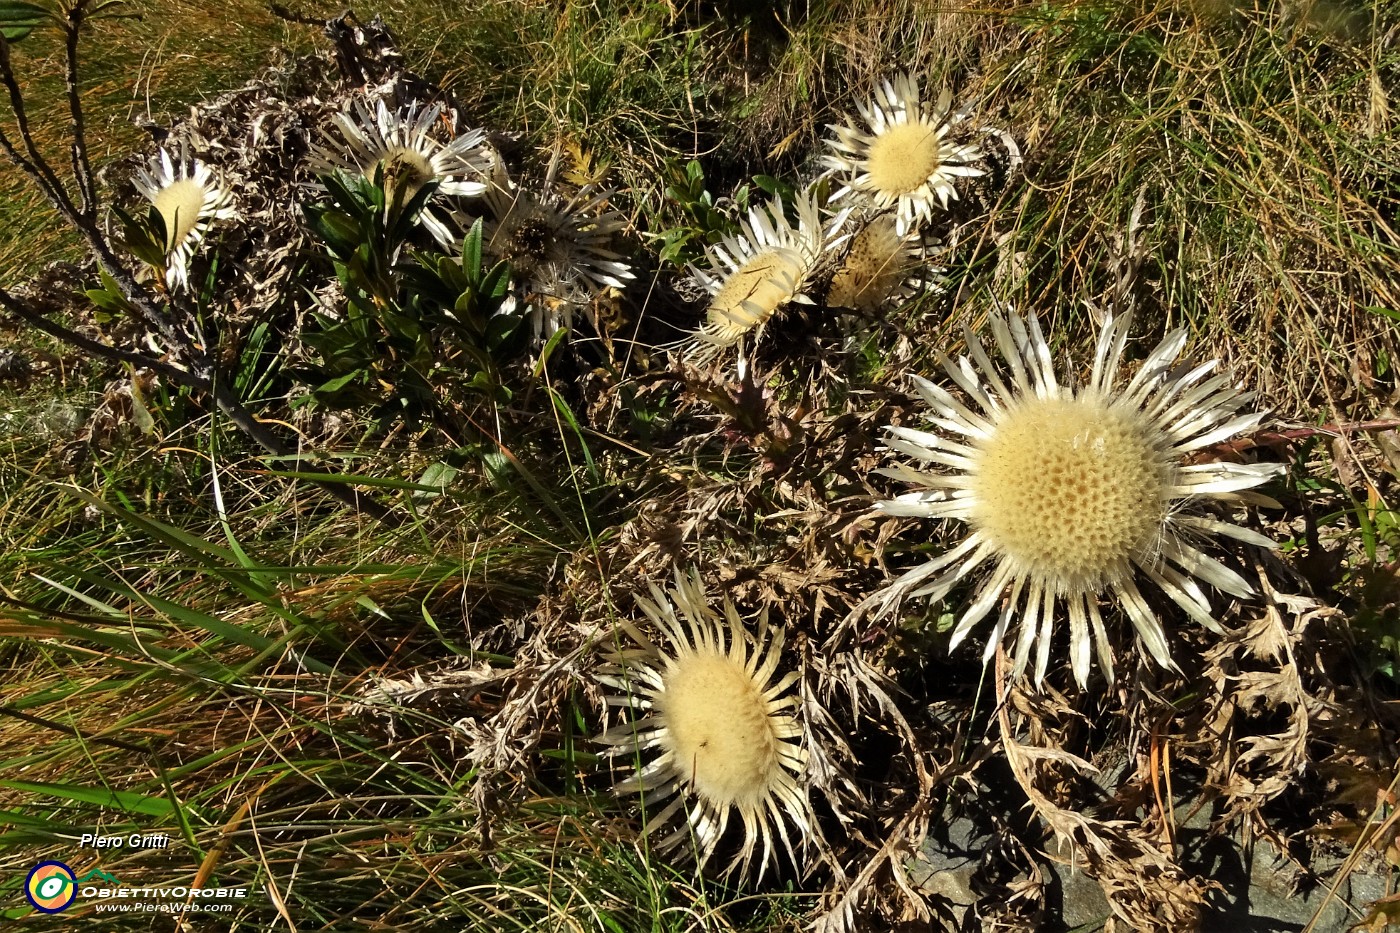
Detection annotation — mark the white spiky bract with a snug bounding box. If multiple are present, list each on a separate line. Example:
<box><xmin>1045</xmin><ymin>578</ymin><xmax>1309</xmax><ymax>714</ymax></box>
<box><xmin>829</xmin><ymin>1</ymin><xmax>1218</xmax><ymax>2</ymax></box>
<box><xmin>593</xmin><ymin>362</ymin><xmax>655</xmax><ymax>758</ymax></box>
<box><xmin>686</xmin><ymin>191</ymin><xmax>847</xmax><ymax>368</ymax></box>
<box><xmin>871</xmin><ymin>310</ymin><xmax>1283</xmax><ymax>687</ymax></box>
<box><xmin>478</xmin><ymin>163</ymin><xmax>634</xmax><ymax>341</ymax></box>
<box><xmin>131</xmin><ymin>144</ymin><xmax>235</xmax><ymax>291</ymax></box>
<box><xmin>595</xmin><ymin>570</ymin><xmax>811</xmax><ymax>882</ymax></box>
<box><xmin>827</xmin><ymin>214</ymin><xmax>933</xmax><ymax>312</ymax></box>
<box><xmin>308</xmin><ymin>96</ymin><xmax>490</xmax><ymax>248</ymax></box>
<box><xmin>823</xmin><ymin>74</ymin><xmax>983</xmax><ymax>234</ymax></box>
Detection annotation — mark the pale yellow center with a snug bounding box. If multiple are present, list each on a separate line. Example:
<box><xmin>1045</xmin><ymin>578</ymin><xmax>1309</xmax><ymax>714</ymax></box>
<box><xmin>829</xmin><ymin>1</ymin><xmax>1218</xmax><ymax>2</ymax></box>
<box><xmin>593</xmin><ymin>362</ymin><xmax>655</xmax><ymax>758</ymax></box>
<box><xmin>657</xmin><ymin>651</ymin><xmax>778</xmax><ymax>807</ymax></box>
<box><xmin>828</xmin><ymin>218</ymin><xmax>905</xmax><ymax>311</ymax></box>
<box><xmin>865</xmin><ymin>121</ymin><xmax>943</xmax><ymax>196</ymax></box>
<box><xmin>152</xmin><ymin>179</ymin><xmax>206</xmax><ymax>251</ymax></box>
<box><xmin>374</xmin><ymin>145</ymin><xmax>435</xmax><ymax>200</ymax></box>
<box><xmin>707</xmin><ymin>250</ymin><xmax>801</xmax><ymax>339</ymax></box>
<box><xmin>966</xmin><ymin>395</ymin><xmax>1169</xmax><ymax>590</ymax></box>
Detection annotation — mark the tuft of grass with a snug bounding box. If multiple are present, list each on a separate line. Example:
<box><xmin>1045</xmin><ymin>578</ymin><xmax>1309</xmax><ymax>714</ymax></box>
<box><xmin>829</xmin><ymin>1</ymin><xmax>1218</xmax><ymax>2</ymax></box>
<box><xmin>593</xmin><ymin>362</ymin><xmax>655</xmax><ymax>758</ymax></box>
<box><xmin>0</xmin><ymin>407</ymin><xmax>733</xmax><ymax>928</ymax></box>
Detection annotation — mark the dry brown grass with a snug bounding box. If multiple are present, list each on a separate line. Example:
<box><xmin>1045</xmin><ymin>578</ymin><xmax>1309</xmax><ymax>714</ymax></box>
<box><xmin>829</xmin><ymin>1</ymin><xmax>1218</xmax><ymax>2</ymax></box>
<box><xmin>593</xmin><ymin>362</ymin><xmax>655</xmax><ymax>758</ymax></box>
<box><xmin>681</xmin><ymin>0</ymin><xmax>1400</xmax><ymax>422</ymax></box>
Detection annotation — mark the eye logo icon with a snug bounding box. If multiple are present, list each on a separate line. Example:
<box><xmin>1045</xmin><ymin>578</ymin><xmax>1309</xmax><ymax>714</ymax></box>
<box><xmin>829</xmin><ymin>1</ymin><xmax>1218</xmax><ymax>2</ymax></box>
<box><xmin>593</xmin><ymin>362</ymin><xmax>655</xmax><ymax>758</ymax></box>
<box><xmin>25</xmin><ymin>861</ymin><xmax>77</xmax><ymax>913</ymax></box>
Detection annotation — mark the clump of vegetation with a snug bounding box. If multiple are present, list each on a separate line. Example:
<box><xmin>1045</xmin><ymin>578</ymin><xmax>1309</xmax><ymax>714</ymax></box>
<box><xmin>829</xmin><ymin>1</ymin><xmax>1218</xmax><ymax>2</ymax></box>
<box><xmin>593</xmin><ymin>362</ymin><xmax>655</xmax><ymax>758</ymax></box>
<box><xmin>1</xmin><ymin>0</ymin><xmax>1398</xmax><ymax>930</ymax></box>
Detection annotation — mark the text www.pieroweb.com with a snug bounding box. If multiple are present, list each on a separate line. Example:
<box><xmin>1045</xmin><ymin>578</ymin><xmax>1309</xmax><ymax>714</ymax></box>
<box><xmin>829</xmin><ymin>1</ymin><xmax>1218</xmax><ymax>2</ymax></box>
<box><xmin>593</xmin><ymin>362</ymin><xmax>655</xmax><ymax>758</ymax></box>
<box><xmin>92</xmin><ymin>901</ymin><xmax>233</xmax><ymax>913</ymax></box>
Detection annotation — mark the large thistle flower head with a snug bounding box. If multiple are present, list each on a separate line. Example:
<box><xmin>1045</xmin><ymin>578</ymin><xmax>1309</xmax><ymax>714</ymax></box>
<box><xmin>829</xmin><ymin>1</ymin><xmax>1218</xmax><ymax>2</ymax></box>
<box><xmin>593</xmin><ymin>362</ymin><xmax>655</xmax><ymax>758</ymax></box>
<box><xmin>823</xmin><ymin>74</ymin><xmax>983</xmax><ymax>234</ymax></box>
<box><xmin>478</xmin><ymin>162</ymin><xmax>634</xmax><ymax>341</ymax></box>
<box><xmin>826</xmin><ymin>213</ymin><xmax>935</xmax><ymax>313</ymax></box>
<box><xmin>307</xmin><ymin>96</ymin><xmax>490</xmax><ymax>247</ymax></box>
<box><xmin>870</xmin><ymin>310</ymin><xmax>1283</xmax><ymax>687</ymax></box>
<box><xmin>686</xmin><ymin>192</ymin><xmax>847</xmax><ymax>370</ymax></box>
<box><xmin>131</xmin><ymin>144</ymin><xmax>235</xmax><ymax>291</ymax></box>
<box><xmin>595</xmin><ymin>569</ymin><xmax>811</xmax><ymax>882</ymax></box>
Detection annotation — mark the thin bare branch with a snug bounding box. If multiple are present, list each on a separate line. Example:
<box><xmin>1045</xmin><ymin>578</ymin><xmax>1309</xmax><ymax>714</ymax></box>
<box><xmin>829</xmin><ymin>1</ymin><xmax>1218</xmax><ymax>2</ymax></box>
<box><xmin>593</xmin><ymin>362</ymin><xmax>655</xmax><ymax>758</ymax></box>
<box><xmin>0</xmin><ymin>18</ymin><xmax>190</xmax><ymax>353</ymax></box>
<box><xmin>0</xmin><ymin>287</ymin><xmax>403</xmax><ymax>526</ymax></box>
<box><xmin>0</xmin><ymin>284</ymin><xmax>197</xmax><ymax>381</ymax></box>
<box><xmin>0</xmin><ymin>7</ymin><xmax>406</xmax><ymax>529</ymax></box>
<box><xmin>0</xmin><ymin>33</ymin><xmax>77</xmax><ymax>215</ymax></box>
<box><xmin>64</xmin><ymin>0</ymin><xmax>98</xmax><ymax>219</ymax></box>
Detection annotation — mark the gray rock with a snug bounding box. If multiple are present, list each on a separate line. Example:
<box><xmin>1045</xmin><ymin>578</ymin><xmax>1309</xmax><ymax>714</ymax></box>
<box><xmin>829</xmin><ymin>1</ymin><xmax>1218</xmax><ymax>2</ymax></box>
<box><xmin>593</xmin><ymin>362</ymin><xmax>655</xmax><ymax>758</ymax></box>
<box><xmin>914</xmin><ymin>814</ymin><xmax>1384</xmax><ymax>931</ymax></box>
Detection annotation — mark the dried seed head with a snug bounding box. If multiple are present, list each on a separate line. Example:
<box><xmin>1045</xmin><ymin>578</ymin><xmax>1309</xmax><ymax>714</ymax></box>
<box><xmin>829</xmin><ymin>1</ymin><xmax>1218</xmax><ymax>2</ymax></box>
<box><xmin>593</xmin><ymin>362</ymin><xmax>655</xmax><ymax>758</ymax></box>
<box><xmin>869</xmin><ymin>310</ymin><xmax>1283</xmax><ymax>687</ymax></box>
<box><xmin>967</xmin><ymin>394</ymin><xmax>1169</xmax><ymax>592</ymax></box>
<box><xmin>477</xmin><ymin>163</ymin><xmax>633</xmax><ymax>341</ymax></box>
<box><xmin>595</xmin><ymin>570</ymin><xmax>812</xmax><ymax>882</ymax></box>
<box><xmin>823</xmin><ymin>74</ymin><xmax>983</xmax><ymax>233</ymax></box>
<box><xmin>827</xmin><ymin>214</ymin><xmax>926</xmax><ymax>312</ymax></box>
<box><xmin>686</xmin><ymin>192</ymin><xmax>845</xmax><ymax>369</ymax></box>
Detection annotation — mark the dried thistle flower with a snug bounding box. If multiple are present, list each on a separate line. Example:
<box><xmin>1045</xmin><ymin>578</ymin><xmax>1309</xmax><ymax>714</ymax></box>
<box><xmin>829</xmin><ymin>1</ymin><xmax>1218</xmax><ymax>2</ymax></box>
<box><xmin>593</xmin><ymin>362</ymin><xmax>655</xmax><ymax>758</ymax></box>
<box><xmin>869</xmin><ymin>310</ymin><xmax>1283</xmax><ymax>686</ymax></box>
<box><xmin>131</xmin><ymin>144</ymin><xmax>235</xmax><ymax>291</ymax></box>
<box><xmin>478</xmin><ymin>162</ymin><xmax>634</xmax><ymax>340</ymax></box>
<box><xmin>826</xmin><ymin>213</ymin><xmax>933</xmax><ymax>312</ymax></box>
<box><xmin>307</xmin><ymin>96</ymin><xmax>489</xmax><ymax>248</ymax></box>
<box><xmin>822</xmin><ymin>74</ymin><xmax>982</xmax><ymax>234</ymax></box>
<box><xmin>595</xmin><ymin>569</ymin><xmax>811</xmax><ymax>882</ymax></box>
<box><xmin>685</xmin><ymin>192</ymin><xmax>847</xmax><ymax>372</ymax></box>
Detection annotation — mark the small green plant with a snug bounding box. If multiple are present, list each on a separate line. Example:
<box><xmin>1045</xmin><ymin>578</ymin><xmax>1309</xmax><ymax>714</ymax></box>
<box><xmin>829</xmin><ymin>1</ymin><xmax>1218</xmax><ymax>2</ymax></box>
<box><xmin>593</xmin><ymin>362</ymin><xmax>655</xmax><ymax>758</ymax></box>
<box><xmin>108</xmin><ymin>201</ymin><xmax>174</xmax><ymax>277</ymax></box>
<box><xmin>403</xmin><ymin>218</ymin><xmax>524</xmax><ymax>403</ymax></box>
<box><xmin>648</xmin><ymin>161</ymin><xmax>815</xmax><ymax>268</ymax></box>
<box><xmin>296</xmin><ymin>169</ymin><xmax>524</xmax><ymax>428</ymax></box>
<box><xmin>649</xmin><ymin>159</ymin><xmax>746</xmax><ymax>266</ymax></box>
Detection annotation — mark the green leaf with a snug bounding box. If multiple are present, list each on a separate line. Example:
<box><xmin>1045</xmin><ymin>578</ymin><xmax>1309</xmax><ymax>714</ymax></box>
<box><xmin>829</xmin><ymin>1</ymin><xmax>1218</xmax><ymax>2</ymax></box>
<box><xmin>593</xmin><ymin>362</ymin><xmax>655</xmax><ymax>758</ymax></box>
<box><xmin>532</xmin><ymin>326</ymin><xmax>568</xmax><ymax>378</ymax></box>
<box><xmin>110</xmin><ymin>204</ymin><xmax>169</xmax><ymax>268</ymax></box>
<box><xmin>306</xmin><ymin>205</ymin><xmax>364</xmax><ymax>257</ymax></box>
<box><xmin>547</xmin><ymin>387</ymin><xmax>597</xmax><ymax>480</ymax></box>
<box><xmin>0</xmin><ymin>780</ymin><xmax>176</xmax><ymax>818</ymax></box>
<box><xmin>387</xmin><ymin>178</ymin><xmax>440</xmax><ymax>242</ymax></box>
<box><xmin>83</xmin><ymin>267</ymin><xmax>135</xmax><ymax>319</ymax></box>
<box><xmin>263</xmin><ymin>469</ymin><xmax>449</xmax><ymax>492</ymax></box>
<box><xmin>0</xmin><ymin>0</ymin><xmax>51</xmax><ymax>41</ymax></box>
<box><xmin>481</xmin><ymin>450</ymin><xmax>512</xmax><ymax>488</ymax></box>
<box><xmin>484</xmin><ymin>308</ymin><xmax>520</xmax><ymax>348</ymax></box>
<box><xmin>412</xmin><ymin>460</ymin><xmax>459</xmax><ymax>500</ymax></box>
<box><xmin>481</xmin><ymin>261</ymin><xmax>512</xmax><ymax>300</ymax></box>
<box><xmin>315</xmin><ymin>369</ymin><xmax>365</xmax><ymax>395</ymax></box>
<box><xmin>461</xmin><ymin>217</ymin><xmax>484</xmax><ymax>275</ymax></box>
<box><xmin>752</xmin><ymin>174</ymin><xmax>796</xmax><ymax>203</ymax></box>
